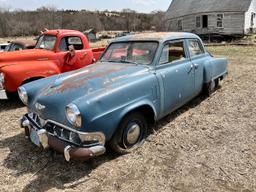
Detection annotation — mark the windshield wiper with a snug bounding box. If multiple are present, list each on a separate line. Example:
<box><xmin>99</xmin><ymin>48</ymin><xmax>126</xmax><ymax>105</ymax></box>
<box><xmin>101</xmin><ymin>59</ymin><xmax>139</xmax><ymax>65</ymax></box>
<box><xmin>121</xmin><ymin>60</ymin><xmax>139</xmax><ymax>65</ymax></box>
<box><xmin>100</xmin><ymin>60</ymin><xmax>118</xmax><ymax>63</ymax></box>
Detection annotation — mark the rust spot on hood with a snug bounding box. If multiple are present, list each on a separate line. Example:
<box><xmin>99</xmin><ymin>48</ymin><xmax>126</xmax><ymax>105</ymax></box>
<box><xmin>48</xmin><ymin>64</ymin><xmax>132</xmax><ymax>94</ymax></box>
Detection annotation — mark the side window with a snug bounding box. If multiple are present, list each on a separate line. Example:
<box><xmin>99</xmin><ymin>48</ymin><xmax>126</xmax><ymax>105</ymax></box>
<box><xmin>188</xmin><ymin>39</ymin><xmax>204</xmax><ymax>57</ymax></box>
<box><xmin>68</xmin><ymin>37</ymin><xmax>83</xmax><ymax>50</ymax></box>
<box><xmin>159</xmin><ymin>41</ymin><xmax>186</xmax><ymax>64</ymax></box>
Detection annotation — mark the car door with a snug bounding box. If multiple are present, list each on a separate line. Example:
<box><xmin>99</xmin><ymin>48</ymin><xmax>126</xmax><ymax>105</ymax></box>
<box><xmin>56</xmin><ymin>36</ymin><xmax>92</xmax><ymax>70</ymax></box>
<box><xmin>67</xmin><ymin>36</ymin><xmax>93</xmax><ymax>67</ymax></box>
<box><xmin>156</xmin><ymin>40</ymin><xmax>195</xmax><ymax>115</ymax></box>
<box><xmin>187</xmin><ymin>39</ymin><xmax>206</xmax><ymax>95</ymax></box>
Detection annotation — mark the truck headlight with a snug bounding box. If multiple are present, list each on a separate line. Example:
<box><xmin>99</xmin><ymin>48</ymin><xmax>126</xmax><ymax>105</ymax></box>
<box><xmin>0</xmin><ymin>73</ymin><xmax>4</xmax><ymax>88</ymax></box>
<box><xmin>18</xmin><ymin>86</ymin><xmax>28</xmax><ymax>105</ymax></box>
<box><xmin>66</xmin><ymin>104</ymin><xmax>82</xmax><ymax>127</ymax></box>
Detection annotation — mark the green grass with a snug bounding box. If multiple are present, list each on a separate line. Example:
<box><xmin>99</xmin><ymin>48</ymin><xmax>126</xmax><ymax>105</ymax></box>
<box><xmin>207</xmin><ymin>46</ymin><xmax>256</xmax><ymax>57</ymax></box>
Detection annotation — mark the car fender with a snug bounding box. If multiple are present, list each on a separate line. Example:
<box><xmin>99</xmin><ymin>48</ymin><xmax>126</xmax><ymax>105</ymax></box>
<box><xmin>203</xmin><ymin>57</ymin><xmax>228</xmax><ymax>84</ymax></box>
<box><xmin>118</xmin><ymin>99</ymin><xmax>157</xmax><ymax>124</ymax></box>
<box><xmin>85</xmin><ymin>97</ymin><xmax>158</xmax><ymax>141</ymax></box>
<box><xmin>1</xmin><ymin>60</ymin><xmax>60</xmax><ymax>92</ymax></box>
<box><xmin>203</xmin><ymin>59</ymin><xmax>213</xmax><ymax>84</ymax></box>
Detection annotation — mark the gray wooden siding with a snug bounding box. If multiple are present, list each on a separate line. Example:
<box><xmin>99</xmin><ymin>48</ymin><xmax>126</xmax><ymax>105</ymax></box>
<box><xmin>167</xmin><ymin>12</ymin><xmax>245</xmax><ymax>35</ymax></box>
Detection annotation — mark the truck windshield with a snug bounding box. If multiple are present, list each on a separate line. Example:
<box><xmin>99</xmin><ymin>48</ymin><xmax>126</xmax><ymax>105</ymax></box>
<box><xmin>35</xmin><ymin>35</ymin><xmax>57</xmax><ymax>51</ymax></box>
<box><xmin>101</xmin><ymin>41</ymin><xmax>158</xmax><ymax>65</ymax></box>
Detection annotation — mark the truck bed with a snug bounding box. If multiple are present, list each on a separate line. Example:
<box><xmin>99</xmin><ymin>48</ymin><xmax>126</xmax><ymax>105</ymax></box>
<box><xmin>92</xmin><ymin>47</ymin><xmax>105</xmax><ymax>61</ymax></box>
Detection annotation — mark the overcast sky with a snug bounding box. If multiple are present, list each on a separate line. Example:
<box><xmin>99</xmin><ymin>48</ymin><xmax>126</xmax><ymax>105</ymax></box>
<box><xmin>0</xmin><ymin>0</ymin><xmax>171</xmax><ymax>13</ymax></box>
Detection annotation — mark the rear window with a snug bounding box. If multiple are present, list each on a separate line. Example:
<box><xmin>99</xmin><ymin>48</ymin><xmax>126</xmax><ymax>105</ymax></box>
<box><xmin>59</xmin><ymin>36</ymin><xmax>83</xmax><ymax>51</ymax></box>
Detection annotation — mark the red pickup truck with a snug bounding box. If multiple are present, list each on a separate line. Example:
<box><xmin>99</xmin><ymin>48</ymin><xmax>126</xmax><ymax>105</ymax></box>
<box><xmin>0</xmin><ymin>29</ymin><xmax>105</xmax><ymax>99</ymax></box>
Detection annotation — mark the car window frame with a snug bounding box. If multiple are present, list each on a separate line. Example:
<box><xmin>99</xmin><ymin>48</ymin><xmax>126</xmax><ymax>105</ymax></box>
<box><xmin>157</xmin><ymin>39</ymin><xmax>190</xmax><ymax>66</ymax></box>
<box><xmin>186</xmin><ymin>38</ymin><xmax>206</xmax><ymax>59</ymax></box>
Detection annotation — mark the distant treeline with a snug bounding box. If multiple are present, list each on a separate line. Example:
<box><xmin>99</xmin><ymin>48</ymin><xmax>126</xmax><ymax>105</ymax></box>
<box><xmin>0</xmin><ymin>6</ymin><xmax>166</xmax><ymax>37</ymax></box>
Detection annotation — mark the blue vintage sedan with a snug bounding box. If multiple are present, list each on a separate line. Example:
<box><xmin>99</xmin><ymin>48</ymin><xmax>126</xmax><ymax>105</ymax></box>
<box><xmin>19</xmin><ymin>32</ymin><xmax>228</xmax><ymax>161</ymax></box>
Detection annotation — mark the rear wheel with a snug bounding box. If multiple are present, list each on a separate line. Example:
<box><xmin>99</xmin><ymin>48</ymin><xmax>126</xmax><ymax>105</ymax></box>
<box><xmin>109</xmin><ymin>112</ymin><xmax>148</xmax><ymax>154</ymax></box>
<box><xmin>205</xmin><ymin>78</ymin><xmax>220</xmax><ymax>96</ymax></box>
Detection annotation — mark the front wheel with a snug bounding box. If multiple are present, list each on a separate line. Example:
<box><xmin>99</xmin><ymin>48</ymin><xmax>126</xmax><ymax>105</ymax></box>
<box><xmin>6</xmin><ymin>91</ymin><xmax>18</xmax><ymax>100</ymax></box>
<box><xmin>109</xmin><ymin>112</ymin><xmax>148</xmax><ymax>154</ymax></box>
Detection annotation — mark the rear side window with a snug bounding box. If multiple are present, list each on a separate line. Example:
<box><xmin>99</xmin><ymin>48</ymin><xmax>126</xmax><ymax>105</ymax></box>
<box><xmin>188</xmin><ymin>39</ymin><xmax>204</xmax><ymax>57</ymax></box>
<box><xmin>59</xmin><ymin>36</ymin><xmax>83</xmax><ymax>51</ymax></box>
<box><xmin>159</xmin><ymin>41</ymin><xmax>186</xmax><ymax>64</ymax></box>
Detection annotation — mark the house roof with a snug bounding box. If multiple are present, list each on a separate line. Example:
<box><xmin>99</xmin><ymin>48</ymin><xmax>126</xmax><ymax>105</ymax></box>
<box><xmin>166</xmin><ymin>0</ymin><xmax>253</xmax><ymax>19</ymax></box>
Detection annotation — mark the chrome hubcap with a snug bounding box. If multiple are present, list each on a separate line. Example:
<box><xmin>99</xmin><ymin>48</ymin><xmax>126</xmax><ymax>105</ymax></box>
<box><xmin>126</xmin><ymin>123</ymin><xmax>141</xmax><ymax>145</ymax></box>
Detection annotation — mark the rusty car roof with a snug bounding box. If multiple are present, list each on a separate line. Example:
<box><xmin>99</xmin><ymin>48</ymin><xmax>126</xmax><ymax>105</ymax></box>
<box><xmin>111</xmin><ymin>32</ymin><xmax>199</xmax><ymax>42</ymax></box>
<box><xmin>10</xmin><ymin>39</ymin><xmax>36</xmax><ymax>47</ymax></box>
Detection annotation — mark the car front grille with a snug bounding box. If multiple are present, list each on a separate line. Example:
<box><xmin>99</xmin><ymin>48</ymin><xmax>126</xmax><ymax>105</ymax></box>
<box><xmin>28</xmin><ymin>113</ymin><xmax>97</xmax><ymax>147</ymax></box>
<box><xmin>45</xmin><ymin>122</ymin><xmax>82</xmax><ymax>146</ymax></box>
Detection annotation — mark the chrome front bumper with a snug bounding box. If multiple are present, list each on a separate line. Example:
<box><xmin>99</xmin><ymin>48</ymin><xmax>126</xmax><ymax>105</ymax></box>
<box><xmin>20</xmin><ymin>113</ymin><xmax>106</xmax><ymax>161</ymax></box>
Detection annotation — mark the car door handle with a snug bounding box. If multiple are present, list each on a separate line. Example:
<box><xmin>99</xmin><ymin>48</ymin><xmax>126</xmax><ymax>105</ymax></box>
<box><xmin>188</xmin><ymin>64</ymin><xmax>194</xmax><ymax>74</ymax></box>
<box><xmin>80</xmin><ymin>52</ymin><xmax>88</xmax><ymax>60</ymax></box>
<box><xmin>194</xmin><ymin>64</ymin><xmax>199</xmax><ymax>69</ymax></box>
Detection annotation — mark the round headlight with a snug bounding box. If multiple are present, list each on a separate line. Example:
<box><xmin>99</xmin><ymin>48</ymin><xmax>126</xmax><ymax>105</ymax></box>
<box><xmin>18</xmin><ymin>86</ymin><xmax>28</xmax><ymax>105</ymax></box>
<box><xmin>65</xmin><ymin>103</ymin><xmax>82</xmax><ymax>127</ymax></box>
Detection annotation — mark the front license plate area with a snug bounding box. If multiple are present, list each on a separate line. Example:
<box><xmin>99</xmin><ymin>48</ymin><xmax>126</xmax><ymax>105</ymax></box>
<box><xmin>30</xmin><ymin>128</ymin><xmax>41</xmax><ymax>147</ymax></box>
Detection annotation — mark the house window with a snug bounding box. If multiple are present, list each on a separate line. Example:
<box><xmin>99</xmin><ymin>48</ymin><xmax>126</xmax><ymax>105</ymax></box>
<box><xmin>217</xmin><ymin>14</ymin><xmax>224</xmax><ymax>28</ymax></box>
<box><xmin>178</xmin><ymin>20</ymin><xmax>182</xmax><ymax>30</ymax></box>
<box><xmin>196</xmin><ymin>16</ymin><xmax>201</xmax><ymax>28</ymax></box>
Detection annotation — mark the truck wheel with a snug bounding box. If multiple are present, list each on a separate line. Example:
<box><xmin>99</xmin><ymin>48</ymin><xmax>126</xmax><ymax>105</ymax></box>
<box><xmin>109</xmin><ymin>112</ymin><xmax>148</xmax><ymax>154</ymax></box>
<box><xmin>6</xmin><ymin>91</ymin><xmax>18</xmax><ymax>100</ymax></box>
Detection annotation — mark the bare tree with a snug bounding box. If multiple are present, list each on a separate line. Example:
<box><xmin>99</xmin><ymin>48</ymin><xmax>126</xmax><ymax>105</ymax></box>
<box><xmin>0</xmin><ymin>8</ymin><xmax>163</xmax><ymax>37</ymax></box>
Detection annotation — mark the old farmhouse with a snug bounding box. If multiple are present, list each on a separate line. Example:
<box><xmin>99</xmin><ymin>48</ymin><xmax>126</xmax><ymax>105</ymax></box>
<box><xmin>165</xmin><ymin>0</ymin><xmax>256</xmax><ymax>36</ymax></box>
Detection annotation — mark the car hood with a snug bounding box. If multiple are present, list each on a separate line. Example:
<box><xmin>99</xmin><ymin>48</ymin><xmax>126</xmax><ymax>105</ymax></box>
<box><xmin>31</xmin><ymin>62</ymin><xmax>151</xmax><ymax>120</ymax></box>
<box><xmin>0</xmin><ymin>49</ymin><xmax>55</xmax><ymax>68</ymax></box>
<box><xmin>42</xmin><ymin>62</ymin><xmax>150</xmax><ymax>97</ymax></box>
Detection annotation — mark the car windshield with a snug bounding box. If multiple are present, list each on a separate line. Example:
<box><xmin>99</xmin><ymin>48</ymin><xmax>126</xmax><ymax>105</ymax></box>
<box><xmin>101</xmin><ymin>41</ymin><xmax>159</xmax><ymax>65</ymax></box>
<box><xmin>35</xmin><ymin>35</ymin><xmax>57</xmax><ymax>51</ymax></box>
<box><xmin>7</xmin><ymin>43</ymin><xmax>23</xmax><ymax>52</ymax></box>
<box><xmin>4</xmin><ymin>44</ymin><xmax>11</xmax><ymax>51</ymax></box>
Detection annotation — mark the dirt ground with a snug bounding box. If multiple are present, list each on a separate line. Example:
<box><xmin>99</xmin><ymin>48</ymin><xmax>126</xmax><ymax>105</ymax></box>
<box><xmin>0</xmin><ymin>46</ymin><xmax>256</xmax><ymax>192</ymax></box>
